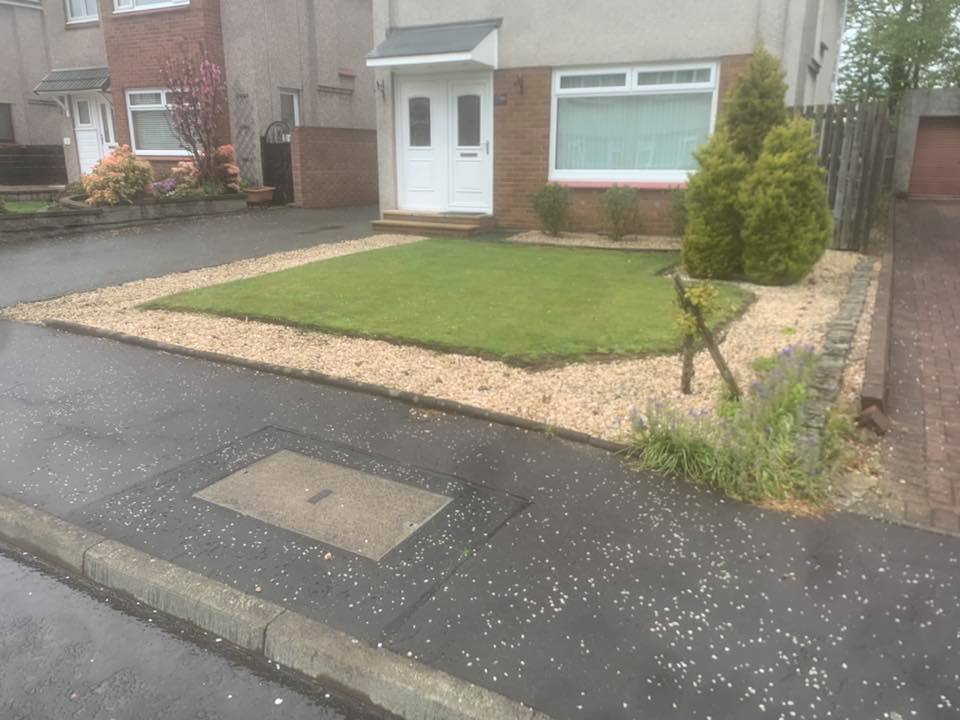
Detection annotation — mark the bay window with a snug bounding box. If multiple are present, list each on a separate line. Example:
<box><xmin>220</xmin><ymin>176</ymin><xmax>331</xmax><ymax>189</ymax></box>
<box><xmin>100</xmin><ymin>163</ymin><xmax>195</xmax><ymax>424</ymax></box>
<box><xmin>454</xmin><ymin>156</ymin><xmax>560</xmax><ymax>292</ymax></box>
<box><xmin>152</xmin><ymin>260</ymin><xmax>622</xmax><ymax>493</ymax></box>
<box><xmin>550</xmin><ymin>63</ymin><xmax>718</xmax><ymax>184</ymax></box>
<box><xmin>126</xmin><ymin>89</ymin><xmax>188</xmax><ymax>156</ymax></box>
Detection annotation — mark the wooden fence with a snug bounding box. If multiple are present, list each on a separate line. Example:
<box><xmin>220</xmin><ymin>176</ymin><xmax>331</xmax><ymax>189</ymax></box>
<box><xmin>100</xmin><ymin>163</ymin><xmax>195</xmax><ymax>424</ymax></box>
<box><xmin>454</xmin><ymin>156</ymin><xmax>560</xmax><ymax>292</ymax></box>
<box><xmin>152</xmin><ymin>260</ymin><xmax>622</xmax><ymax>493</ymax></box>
<box><xmin>0</xmin><ymin>145</ymin><xmax>67</xmax><ymax>187</ymax></box>
<box><xmin>790</xmin><ymin>103</ymin><xmax>897</xmax><ymax>251</ymax></box>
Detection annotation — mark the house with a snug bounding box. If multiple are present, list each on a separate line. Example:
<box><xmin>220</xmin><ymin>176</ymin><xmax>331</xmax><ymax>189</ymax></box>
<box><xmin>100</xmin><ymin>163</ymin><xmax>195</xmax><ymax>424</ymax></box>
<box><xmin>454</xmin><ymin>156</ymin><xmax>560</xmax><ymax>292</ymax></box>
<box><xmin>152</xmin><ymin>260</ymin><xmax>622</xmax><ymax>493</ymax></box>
<box><xmin>366</xmin><ymin>0</ymin><xmax>847</xmax><ymax>235</ymax></box>
<box><xmin>7</xmin><ymin>0</ymin><xmax>377</xmax><ymax>208</ymax></box>
<box><xmin>0</xmin><ymin>0</ymin><xmax>103</xmax><ymax>186</ymax></box>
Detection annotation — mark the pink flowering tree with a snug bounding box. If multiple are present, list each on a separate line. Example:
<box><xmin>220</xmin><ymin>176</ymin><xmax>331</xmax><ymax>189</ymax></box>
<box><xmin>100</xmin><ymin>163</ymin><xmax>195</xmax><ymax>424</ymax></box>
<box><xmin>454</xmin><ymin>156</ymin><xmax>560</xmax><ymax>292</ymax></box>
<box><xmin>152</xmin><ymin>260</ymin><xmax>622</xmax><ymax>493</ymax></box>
<box><xmin>161</xmin><ymin>44</ymin><xmax>227</xmax><ymax>183</ymax></box>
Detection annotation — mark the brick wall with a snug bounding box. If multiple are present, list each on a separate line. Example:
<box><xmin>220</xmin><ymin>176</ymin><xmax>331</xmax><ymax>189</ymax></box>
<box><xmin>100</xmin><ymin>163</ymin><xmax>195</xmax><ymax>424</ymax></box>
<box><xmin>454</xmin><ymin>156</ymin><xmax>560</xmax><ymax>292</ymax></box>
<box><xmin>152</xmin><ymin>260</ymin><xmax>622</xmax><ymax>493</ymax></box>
<box><xmin>492</xmin><ymin>54</ymin><xmax>754</xmax><ymax>233</ymax></box>
<box><xmin>291</xmin><ymin>127</ymin><xmax>378</xmax><ymax>208</ymax></box>
<box><xmin>101</xmin><ymin>0</ymin><xmax>229</xmax><ymax>175</ymax></box>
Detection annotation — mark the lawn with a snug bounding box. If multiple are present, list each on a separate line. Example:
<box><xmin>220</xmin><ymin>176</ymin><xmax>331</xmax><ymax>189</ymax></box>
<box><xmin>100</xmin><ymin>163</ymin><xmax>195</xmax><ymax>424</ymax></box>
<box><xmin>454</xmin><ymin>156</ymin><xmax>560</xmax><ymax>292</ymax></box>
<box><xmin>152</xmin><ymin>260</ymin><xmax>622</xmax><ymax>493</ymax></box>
<box><xmin>2</xmin><ymin>200</ymin><xmax>54</xmax><ymax>214</ymax></box>
<box><xmin>144</xmin><ymin>239</ymin><xmax>751</xmax><ymax>366</ymax></box>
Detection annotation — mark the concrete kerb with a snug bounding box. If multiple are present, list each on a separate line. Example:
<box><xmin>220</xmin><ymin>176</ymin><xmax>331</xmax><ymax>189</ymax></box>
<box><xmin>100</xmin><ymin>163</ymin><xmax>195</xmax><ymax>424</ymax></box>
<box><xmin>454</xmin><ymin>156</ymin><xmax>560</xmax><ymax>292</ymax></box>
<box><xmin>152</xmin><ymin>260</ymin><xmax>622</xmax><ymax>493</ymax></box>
<box><xmin>40</xmin><ymin>319</ymin><xmax>628</xmax><ymax>455</ymax></box>
<box><xmin>0</xmin><ymin>495</ymin><xmax>554</xmax><ymax>720</ymax></box>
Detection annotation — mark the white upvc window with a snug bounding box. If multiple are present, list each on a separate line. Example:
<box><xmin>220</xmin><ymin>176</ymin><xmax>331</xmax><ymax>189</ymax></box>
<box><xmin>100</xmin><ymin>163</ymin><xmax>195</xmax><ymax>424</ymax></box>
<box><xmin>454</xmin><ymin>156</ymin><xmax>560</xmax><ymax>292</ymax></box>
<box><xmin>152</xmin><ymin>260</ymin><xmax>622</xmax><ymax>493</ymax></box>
<box><xmin>65</xmin><ymin>0</ymin><xmax>98</xmax><ymax>23</ymax></box>
<box><xmin>280</xmin><ymin>90</ymin><xmax>301</xmax><ymax>127</ymax></box>
<box><xmin>114</xmin><ymin>0</ymin><xmax>189</xmax><ymax>13</ymax></box>
<box><xmin>549</xmin><ymin>62</ymin><xmax>720</xmax><ymax>184</ymax></box>
<box><xmin>126</xmin><ymin>89</ymin><xmax>189</xmax><ymax>156</ymax></box>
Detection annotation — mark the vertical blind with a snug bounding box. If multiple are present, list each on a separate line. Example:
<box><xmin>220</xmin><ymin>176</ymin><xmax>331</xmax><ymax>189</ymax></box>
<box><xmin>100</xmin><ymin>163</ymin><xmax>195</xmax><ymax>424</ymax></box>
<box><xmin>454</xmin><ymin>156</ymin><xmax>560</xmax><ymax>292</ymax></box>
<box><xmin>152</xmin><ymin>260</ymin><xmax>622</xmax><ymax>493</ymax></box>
<box><xmin>555</xmin><ymin>92</ymin><xmax>712</xmax><ymax>171</ymax></box>
<box><xmin>131</xmin><ymin>109</ymin><xmax>183</xmax><ymax>151</ymax></box>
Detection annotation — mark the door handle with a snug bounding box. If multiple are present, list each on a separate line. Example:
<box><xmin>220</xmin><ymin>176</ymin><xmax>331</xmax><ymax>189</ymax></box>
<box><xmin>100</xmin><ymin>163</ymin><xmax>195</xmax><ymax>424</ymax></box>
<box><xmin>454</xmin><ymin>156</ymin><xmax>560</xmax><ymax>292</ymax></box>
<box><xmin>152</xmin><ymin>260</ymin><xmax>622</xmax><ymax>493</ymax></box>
<box><xmin>485</xmin><ymin>140</ymin><xmax>490</xmax><ymax>155</ymax></box>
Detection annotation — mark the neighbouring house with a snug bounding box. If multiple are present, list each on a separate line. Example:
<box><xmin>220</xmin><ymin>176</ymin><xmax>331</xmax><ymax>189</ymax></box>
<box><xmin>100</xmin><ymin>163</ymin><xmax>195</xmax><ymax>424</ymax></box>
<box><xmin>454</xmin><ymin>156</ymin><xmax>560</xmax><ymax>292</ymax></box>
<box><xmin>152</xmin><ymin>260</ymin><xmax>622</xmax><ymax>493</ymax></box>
<box><xmin>14</xmin><ymin>0</ymin><xmax>377</xmax><ymax>208</ymax></box>
<box><xmin>366</xmin><ymin>0</ymin><xmax>847</xmax><ymax>235</ymax></box>
<box><xmin>0</xmin><ymin>0</ymin><xmax>94</xmax><ymax>186</ymax></box>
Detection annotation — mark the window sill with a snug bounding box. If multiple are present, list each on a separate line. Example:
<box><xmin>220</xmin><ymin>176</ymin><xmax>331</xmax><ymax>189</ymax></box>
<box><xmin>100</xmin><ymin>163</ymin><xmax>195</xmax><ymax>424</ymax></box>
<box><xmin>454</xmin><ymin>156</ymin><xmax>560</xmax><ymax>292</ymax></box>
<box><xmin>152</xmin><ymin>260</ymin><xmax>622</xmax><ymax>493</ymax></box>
<box><xmin>112</xmin><ymin>3</ymin><xmax>190</xmax><ymax>18</ymax></box>
<box><xmin>65</xmin><ymin>18</ymin><xmax>100</xmax><ymax>27</ymax></box>
<box><xmin>550</xmin><ymin>179</ymin><xmax>688</xmax><ymax>190</ymax></box>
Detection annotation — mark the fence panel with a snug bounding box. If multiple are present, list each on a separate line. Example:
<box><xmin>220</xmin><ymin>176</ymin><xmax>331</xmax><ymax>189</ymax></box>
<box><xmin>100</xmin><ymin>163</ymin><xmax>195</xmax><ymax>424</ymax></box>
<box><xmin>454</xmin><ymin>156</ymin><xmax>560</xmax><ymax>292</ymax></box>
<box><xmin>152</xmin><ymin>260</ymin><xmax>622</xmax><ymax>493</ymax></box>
<box><xmin>791</xmin><ymin>102</ymin><xmax>895</xmax><ymax>251</ymax></box>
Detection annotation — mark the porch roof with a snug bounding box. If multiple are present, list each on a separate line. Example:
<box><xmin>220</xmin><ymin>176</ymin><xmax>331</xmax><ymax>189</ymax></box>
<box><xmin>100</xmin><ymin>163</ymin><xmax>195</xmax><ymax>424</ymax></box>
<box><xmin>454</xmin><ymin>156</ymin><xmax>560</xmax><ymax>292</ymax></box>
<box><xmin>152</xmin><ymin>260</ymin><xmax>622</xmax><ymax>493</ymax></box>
<box><xmin>34</xmin><ymin>67</ymin><xmax>111</xmax><ymax>95</ymax></box>
<box><xmin>366</xmin><ymin>19</ymin><xmax>500</xmax><ymax>70</ymax></box>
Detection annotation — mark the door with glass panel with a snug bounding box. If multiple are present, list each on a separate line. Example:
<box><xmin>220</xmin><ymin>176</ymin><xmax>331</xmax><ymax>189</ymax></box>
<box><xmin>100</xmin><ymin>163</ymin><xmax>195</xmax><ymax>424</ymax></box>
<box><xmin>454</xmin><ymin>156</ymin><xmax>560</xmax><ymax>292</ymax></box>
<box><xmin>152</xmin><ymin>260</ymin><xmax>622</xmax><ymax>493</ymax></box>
<box><xmin>448</xmin><ymin>79</ymin><xmax>492</xmax><ymax>211</ymax></box>
<box><xmin>73</xmin><ymin>96</ymin><xmax>115</xmax><ymax>175</ymax></box>
<box><xmin>397</xmin><ymin>78</ymin><xmax>447</xmax><ymax>211</ymax></box>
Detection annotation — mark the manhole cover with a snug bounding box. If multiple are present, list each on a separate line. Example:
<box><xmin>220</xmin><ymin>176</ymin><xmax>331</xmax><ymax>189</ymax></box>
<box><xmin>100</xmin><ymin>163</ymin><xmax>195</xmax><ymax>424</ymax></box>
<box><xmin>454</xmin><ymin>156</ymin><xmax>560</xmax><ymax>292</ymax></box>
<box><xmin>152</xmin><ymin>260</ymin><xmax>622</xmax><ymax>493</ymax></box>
<box><xmin>195</xmin><ymin>450</ymin><xmax>451</xmax><ymax>561</ymax></box>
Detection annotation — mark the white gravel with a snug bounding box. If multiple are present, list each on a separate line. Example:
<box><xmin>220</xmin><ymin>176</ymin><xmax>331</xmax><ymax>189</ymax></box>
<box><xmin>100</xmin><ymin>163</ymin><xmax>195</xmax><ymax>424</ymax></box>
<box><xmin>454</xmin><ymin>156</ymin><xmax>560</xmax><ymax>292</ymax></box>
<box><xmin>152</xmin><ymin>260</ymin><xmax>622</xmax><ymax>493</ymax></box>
<box><xmin>3</xmin><ymin>234</ymin><xmax>871</xmax><ymax>441</ymax></box>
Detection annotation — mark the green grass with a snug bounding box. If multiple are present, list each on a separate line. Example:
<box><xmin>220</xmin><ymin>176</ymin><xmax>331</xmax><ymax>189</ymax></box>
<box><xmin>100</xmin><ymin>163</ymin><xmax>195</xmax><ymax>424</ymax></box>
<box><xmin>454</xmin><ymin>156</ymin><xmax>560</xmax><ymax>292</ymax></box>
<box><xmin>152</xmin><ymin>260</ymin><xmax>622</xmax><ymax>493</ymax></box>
<box><xmin>2</xmin><ymin>200</ymin><xmax>54</xmax><ymax>214</ymax></box>
<box><xmin>144</xmin><ymin>239</ymin><xmax>751</xmax><ymax>366</ymax></box>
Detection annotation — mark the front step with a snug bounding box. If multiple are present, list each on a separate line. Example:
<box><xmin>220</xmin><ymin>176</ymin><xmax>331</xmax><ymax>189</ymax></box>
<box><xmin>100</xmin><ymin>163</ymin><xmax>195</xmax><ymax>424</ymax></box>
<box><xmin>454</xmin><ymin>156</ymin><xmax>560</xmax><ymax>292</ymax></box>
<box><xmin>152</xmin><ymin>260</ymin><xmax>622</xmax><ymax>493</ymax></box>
<box><xmin>371</xmin><ymin>219</ymin><xmax>490</xmax><ymax>238</ymax></box>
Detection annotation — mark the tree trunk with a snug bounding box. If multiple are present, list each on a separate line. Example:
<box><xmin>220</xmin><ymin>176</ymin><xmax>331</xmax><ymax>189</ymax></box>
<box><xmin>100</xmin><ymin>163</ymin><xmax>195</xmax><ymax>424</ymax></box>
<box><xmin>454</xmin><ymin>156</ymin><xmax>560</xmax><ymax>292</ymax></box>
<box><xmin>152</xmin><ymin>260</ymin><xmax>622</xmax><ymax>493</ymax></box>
<box><xmin>673</xmin><ymin>274</ymin><xmax>741</xmax><ymax>401</ymax></box>
<box><xmin>681</xmin><ymin>334</ymin><xmax>695</xmax><ymax>395</ymax></box>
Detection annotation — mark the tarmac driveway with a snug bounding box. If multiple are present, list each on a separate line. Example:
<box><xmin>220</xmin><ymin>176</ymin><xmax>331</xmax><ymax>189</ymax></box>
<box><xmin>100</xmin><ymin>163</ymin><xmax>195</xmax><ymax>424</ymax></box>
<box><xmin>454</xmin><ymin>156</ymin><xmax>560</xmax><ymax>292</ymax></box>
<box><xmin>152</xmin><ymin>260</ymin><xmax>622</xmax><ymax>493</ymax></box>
<box><xmin>1</xmin><ymin>318</ymin><xmax>958</xmax><ymax>720</ymax></box>
<box><xmin>0</xmin><ymin>205</ymin><xmax>377</xmax><ymax>307</ymax></box>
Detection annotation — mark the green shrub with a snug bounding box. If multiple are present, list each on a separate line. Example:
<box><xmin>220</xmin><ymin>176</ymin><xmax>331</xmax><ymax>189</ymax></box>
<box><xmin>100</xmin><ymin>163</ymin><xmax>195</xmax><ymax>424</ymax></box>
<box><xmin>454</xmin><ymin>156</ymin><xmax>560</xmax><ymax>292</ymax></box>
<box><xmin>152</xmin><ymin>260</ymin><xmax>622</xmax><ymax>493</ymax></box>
<box><xmin>740</xmin><ymin>118</ymin><xmax>831</xmax><ymax>286</ymax></box>
<box><xmin>682</xmin><ymin>131</ymin><xmax>750</xmax><ymax>279</ymax></box>
<box><xmin>720</xmin><ymin>45</ymin><xmax>789</xmax><ymax>162</ymax></box>
<box><xmin>671</xmin><ymin>188</ymin><xmax>688</xmax><ymax>237</ymax></box>
<box><xmin>629</xmin><ymin>345</ymin><xmax>827</xmax><ymax>504</ymax></box>
<box><xmin>602</xmin><ymin>186</ymin><xmax>640</xmax><ymax>241</ymax></box>
<box><xmin>532</xmin><ymin>184</ymin><xmax>571</xmax><ymax>236</ymax></box>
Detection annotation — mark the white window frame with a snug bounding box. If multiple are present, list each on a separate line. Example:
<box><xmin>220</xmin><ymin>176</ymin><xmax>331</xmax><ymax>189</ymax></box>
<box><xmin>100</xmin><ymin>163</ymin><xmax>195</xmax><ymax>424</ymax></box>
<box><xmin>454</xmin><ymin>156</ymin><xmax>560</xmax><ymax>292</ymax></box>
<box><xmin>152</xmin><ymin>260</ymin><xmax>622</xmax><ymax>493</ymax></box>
<box><xmin>549</xmin><ymin>61</ymin><xmax>720</xmax><ymax>185</ymax></box>
<box><xmin>125</xmin><ymin>88</ymin><xmax>190</xmax><ymax>157</ymax></box>
<box><xmin>65</xmin><ymin>0</ymin><xmax>99</xmax><ymax>23</ymax></box>
<box><xmin>114</xmin><ymin>0</ymin><xmax>189</xmax><ymax>13</ymax></box>
<box><xmin>279</xmin><ymin>90</ymin><xmax>301</xmax><ymax>127</ymax></box>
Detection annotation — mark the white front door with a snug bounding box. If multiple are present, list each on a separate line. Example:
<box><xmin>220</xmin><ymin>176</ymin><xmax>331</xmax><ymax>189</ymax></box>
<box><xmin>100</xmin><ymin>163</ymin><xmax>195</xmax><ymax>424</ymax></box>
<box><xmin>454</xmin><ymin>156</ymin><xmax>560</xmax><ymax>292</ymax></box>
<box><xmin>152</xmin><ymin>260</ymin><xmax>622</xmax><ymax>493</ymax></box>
<box><xmin>396</xmin><ymin>75</ymin><xmax>493</xmax><ymax>213</ymax></box>
<box><xmin>449</xmin><ymin>80</ymin><xmax>491</xmax><ymax>211</ymax></box>
<box><xmin>74</xmin><ymin>96</ymin><xmax>115</xmax><ymax>175</ymax></box>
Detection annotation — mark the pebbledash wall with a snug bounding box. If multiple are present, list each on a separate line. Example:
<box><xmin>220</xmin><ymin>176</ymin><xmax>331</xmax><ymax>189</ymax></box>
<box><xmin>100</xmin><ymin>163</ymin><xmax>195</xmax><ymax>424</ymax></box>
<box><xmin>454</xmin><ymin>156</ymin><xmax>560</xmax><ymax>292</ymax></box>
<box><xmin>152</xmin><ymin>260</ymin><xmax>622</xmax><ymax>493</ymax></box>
<box><xmin>372</xmin><ymin>0</ymin><xmax>846</xmax><ymax>232</ymax></box>
<box><xmin>101</xmin><ymin>0</ymin><xmax>230</xmax><ymax>178</ymax></box>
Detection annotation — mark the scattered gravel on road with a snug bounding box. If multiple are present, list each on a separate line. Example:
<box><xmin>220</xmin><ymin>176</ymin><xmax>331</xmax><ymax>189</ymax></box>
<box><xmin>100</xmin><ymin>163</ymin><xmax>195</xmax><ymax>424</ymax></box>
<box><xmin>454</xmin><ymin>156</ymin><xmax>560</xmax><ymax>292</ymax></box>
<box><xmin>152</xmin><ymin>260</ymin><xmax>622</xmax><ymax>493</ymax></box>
<box><xmin>4</xmin><ymin>235</ymin><xmax>870</xmax><ymax>441</ymax></box>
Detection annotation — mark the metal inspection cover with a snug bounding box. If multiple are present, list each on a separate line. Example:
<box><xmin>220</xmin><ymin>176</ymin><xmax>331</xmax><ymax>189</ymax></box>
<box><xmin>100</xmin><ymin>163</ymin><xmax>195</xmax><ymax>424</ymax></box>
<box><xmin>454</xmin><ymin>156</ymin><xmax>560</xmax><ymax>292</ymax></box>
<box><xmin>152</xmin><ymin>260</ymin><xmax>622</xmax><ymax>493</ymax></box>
<box><xmin>195</xmin><ymin>450</ymin><xmax>451</xmax><ymax>561</ymax></box>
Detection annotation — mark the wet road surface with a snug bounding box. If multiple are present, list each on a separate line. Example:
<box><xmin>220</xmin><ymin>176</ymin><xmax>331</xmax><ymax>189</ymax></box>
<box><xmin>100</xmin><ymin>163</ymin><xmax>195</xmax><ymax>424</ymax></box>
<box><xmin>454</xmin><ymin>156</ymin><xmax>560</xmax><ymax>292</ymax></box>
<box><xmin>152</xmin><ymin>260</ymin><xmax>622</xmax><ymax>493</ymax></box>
<box><xmin>0</xmin><ymin>547</ymin><xmax>383</xmax><ymax>720</ymax></box>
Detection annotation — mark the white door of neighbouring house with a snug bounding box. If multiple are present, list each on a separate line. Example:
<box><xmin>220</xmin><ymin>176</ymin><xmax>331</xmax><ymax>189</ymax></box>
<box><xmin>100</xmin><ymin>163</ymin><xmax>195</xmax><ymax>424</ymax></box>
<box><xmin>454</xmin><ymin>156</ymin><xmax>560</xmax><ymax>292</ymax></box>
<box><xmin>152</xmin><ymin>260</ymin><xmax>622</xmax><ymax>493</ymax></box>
<box><xmin>396</xmin><ymin>75</ymin><xmax>492</xmax><ymax>213</ymax></box>
<box><xmin>74</xmin><ymin>96</ymin><xmax>115</xmax><ymax>175</ymax></box>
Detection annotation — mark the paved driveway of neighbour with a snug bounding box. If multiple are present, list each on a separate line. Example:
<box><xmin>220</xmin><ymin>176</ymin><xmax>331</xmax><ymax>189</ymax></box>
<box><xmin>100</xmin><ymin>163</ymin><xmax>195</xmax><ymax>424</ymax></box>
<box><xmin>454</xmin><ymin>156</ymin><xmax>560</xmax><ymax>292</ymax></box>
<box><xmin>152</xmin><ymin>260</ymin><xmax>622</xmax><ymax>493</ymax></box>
<box><xmin>886</xmin><ymin>201</ymin><xmax>960</xmax><ymax>533</ymax></box>
<box><xmin>0</xmin><ymin>206</ymin><xmax>377</xmax><ymax>307</ymax></box>
<box><xmin>2</xmin><ymin>320</ymin><xmax>959</xmax><ymax>720</ymax></box>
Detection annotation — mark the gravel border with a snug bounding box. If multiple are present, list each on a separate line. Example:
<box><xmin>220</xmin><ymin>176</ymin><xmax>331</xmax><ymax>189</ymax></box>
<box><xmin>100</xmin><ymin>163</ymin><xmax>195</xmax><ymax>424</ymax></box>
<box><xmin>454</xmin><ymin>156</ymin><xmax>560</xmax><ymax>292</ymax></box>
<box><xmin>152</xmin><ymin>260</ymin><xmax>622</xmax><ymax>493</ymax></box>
<box><xmin>3</xmin><ymin>236</ymin><xmax>871</xmax><ymax>442</ymax></box>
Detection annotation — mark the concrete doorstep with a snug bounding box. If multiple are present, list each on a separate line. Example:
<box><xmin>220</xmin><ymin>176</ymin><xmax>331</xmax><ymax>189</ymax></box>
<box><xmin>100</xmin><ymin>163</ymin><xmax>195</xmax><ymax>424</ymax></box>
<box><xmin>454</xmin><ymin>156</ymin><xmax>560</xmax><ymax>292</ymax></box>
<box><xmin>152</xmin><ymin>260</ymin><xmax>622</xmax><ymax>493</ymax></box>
<box><xmin>0</xmin><ymin>495</ymin><xmax>552</xmax><ymax>720</ymax></box>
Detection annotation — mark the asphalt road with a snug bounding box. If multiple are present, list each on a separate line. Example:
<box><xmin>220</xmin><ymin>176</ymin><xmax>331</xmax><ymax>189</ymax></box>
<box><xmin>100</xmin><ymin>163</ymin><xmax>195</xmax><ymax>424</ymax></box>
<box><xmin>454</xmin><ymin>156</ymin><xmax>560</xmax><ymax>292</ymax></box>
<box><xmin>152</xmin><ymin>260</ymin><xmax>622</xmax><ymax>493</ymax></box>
<box><xmin>0</xmin><ymin>206</ymin><xmax>377</xmax><ymax>306</ymax></box>
<box><xmin>0</xmin><ymin>547</ymin><xmax>383</xmax><ymax>720</ymax></box>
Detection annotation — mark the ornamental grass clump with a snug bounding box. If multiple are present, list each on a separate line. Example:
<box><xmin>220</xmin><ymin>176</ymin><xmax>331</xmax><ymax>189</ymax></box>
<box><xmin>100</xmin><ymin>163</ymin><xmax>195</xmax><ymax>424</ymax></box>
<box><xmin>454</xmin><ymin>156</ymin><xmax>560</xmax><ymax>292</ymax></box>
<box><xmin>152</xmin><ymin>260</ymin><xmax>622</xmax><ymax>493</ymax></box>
<box><xmin>82</xmin><ymin>145</ymin><xmax>154</xmax><ymax>206</ymax></box>
<box><xmin>629</xmin><ymin>345</ymin><xmax>829</xmax><ymax>504</ymax></box>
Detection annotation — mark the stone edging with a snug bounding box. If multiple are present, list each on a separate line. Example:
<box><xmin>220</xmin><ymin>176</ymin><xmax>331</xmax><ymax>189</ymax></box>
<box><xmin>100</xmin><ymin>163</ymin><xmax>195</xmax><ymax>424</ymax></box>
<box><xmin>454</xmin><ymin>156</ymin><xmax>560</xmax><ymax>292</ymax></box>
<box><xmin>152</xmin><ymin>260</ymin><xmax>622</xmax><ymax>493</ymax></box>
<box><xmin>859</xmin><ymin>248</ymin><xmax>893</xmax><ymax>432</ymax></box>
<box><xmin>858</xmin><ymin>199</ymin><xmax>898</xmax><ymax>434</ymax></box>
<box><xmin>800</xmin><ymin>257</ymin><xmax>877</xmax><ymax>449</ymax></box>
<box><xmin>0</xmin><ymin>496</ymin><xmax>553</xmax><ymax>720</ymax></box>
<box><xmin>41</xmin><ymin>319</ymin><xmax>628</xmax><ymax>455</ymax></box>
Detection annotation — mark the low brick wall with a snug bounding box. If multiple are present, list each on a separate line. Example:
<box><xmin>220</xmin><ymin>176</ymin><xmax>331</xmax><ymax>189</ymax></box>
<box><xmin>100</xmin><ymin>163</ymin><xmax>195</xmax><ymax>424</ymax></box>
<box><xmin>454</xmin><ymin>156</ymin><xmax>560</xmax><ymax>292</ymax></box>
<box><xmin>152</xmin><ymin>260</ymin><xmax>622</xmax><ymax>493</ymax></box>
<box><xmin>0</xmin><ymin>195</ymin><xmax>247</xmax><ymax>243</ymax></box>
<box><xmin>291</xmin><ymin>127</ymin><xmax>379</xmax><ymax>209</ymax></box>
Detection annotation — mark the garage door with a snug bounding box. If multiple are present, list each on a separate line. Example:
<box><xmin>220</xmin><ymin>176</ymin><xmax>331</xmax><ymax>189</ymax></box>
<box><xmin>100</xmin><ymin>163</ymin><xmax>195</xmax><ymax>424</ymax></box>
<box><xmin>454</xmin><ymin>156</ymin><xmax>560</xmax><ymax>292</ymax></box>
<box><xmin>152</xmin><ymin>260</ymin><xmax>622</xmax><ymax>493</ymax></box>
<box><xmin>910</xmin><ymin>116</ymin><xmax>960</xmax><ymax>196</ymax></box>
